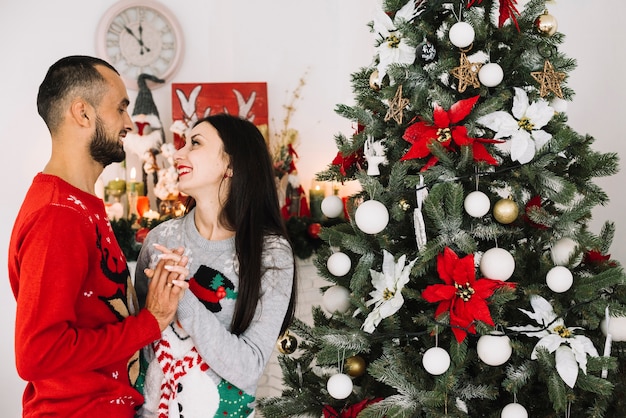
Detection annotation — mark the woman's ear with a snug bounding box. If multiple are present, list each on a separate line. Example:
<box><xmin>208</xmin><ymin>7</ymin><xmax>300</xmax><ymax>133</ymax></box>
<box><xmin>224</xmin><ymin>167</ymin><xmax>233</xmax><ymax>178</ymax></box>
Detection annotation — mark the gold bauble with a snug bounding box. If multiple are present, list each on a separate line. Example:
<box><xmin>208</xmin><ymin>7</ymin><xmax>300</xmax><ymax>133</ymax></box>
<box><xmin>277</xmin><ymin>331</ymin><xmax>298</xmax><ymax>355</ymax></box>
<box><xmin>535</xmin><ymin>10</ymin><xmax>558</xmax><ymax>36</ymax></box>
<box><xmin>493</xmin><ymin>198</ymin><xmax>519</xmax><ymax>224</ymax></box>
<box><xmin>344</xmin><ymin>355</ymin><xmax>366</xmax><ymax>377</ymax></box>
<box><xmin>369</xmin><ymin>70</ymin><xmax>380</xmax><ymax>90</ymax></box>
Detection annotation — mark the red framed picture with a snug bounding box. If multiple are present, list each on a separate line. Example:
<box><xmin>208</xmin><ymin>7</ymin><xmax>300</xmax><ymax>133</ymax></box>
<box><xmin>171</xmin><ymin>82</ymin><xmax>269</xmax><ymax>148</ymax></box>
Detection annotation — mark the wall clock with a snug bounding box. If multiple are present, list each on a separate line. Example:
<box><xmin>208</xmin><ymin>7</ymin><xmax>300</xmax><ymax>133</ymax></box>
<box><xmin>96</xmin><ymin>0</ymin><xmax>184</xmax><ymax>89</ymax></box>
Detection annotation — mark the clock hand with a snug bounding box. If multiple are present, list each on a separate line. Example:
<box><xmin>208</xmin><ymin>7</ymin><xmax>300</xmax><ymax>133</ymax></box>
<box><xmin>138</xmin><ymin>23</ymin><xmax>151</xmax><ymax>54</ymax></box>
<box><xmin>124</xmin><ymin>25</ymin><xmax>151</xmax><ymax>55</ymax></box>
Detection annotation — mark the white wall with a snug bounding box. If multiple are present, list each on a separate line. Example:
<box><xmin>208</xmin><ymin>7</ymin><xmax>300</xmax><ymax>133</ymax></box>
<box><xmin>0</xmin><ymin>1</ymin><xmax>624</xmax><ymax>415</ymax></box>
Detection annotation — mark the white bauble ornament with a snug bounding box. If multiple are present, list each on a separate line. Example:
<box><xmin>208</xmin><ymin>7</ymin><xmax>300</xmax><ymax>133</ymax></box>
<box><xmin>551</xmin><ymin>97</ymin><xmax>568</xmax><ymax>113</ymax></box>
<box><xmin>501</xmin><ymin>403</ymin><xmax>528</xmax><ymax>418</ymax></box>
<box><xmin>477</xmin><ymin>333</ymin><xmax>512</xmax><ymax>366</ymax></box>
<box><xmin>464</xmin><ymin>191</ymin><xmax>491</xmax><ymax>218</ymax></box>
<box><xmin>327</xmin><ymin>252</ymin><xmax>352</xmax><ymax>277</ymax></box>
<box><xmin>601</xmin><ymin>316</ymin><xmax>626</xmax><ymax>342</ymax></box>
<box><xmin>480</xmin><ymin>248</ymin><xmax>515</xmax><ymax>281</ymax></box>
<box><xmin>321</xmin><ymin>195</ymin><xmax>344</xmax><ymax>218</ymax></box>
<box><xmin>327</xmin><ymin>373</ymin><xmax>353</xmax><ymax>399</ymax></box>
<box><xmin>449</xmin><ymin>21</ymin><xmax>475</xmax><ymax>48</ymax></box>
<box><xmin>322</xmin><ymin>285</ymin><xmax>351</xmax><ymax>314</ymax></box>
<box><xmin>355</xmin><ymin>200</ymin><xmax>389</xmax><ymax>234</ymax></box>
<box><xmin>550</xmin><ymin>237</ymin><xmax>579</xmax><ymax>266</ymax></box>
<box><xmin>478</xmin><ymin>63</ymin><xmax>504</xmax><ymax>87</ymax></box>
<box><xmin>546</xmin><ymin>266</ymin><xmax>573</xmax><ymax>293</ymax></box>
<box><xmin>422</xmin><ymin>347</ymin><xmax>451</xmax><ymax>375</ymax></box>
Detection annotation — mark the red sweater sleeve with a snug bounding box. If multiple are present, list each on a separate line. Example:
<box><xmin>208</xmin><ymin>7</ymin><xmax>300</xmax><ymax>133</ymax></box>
<box><xmin>11</xmin><ymin>193</ymin><xmax>160</xmax><ymax>381</ymax></box>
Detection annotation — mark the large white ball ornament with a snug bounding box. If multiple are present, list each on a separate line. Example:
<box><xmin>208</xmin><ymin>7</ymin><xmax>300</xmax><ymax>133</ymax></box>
<box><xmin>480</xmin><ymin>248</ymin><xmax>515</xmax><ymax>281</ymax></box>
<box><xmin>355</xmin><ymin>200</ymin><xmax>389</xmax><ymax>234</ymax></box>
<box><xmin>478</xmin><ymin>63</ymin><xmax>504</xmax><ymax>87</ymax></box>
<box><xmin>501</xmin><ymin>403</ymin><xmax>528</xmax><ymax>418</ymax></box>
<box><xmin>477</xmin><ymin>333</ymin><xmax>512</xmax><ymax>366</ymax></box>
<box><xmin>327</xmin><ymin>252</ymin><xmax>352</xmax><ymax>277</ymax></box>
<box><xmin>449</xmin><ymin>21</ymin><xmax>475</xmax><ymax>48</ymax></box>
<box><xmin>546</xmin><ymin>266</ymin><xmax>573</xmax><ymax>293</ymax></box>
<box><xmin>321</xmin><ymin>195</ymin><xmax>344</xmax><ymax>218</ymax></box>
<box><xmin>422</xmin><ymin>347</ymin><xmax>451</xmax><ymax>375</ymax></box>
<box><xmin>327</xmin><ymin>373</ymin><xmax>353</xmax><ymax>399</ymax></box>
<box><xmin>601</xmin><ymin>316</ymin><xmax>626</xmax><ymax>342</ymax></box>
<box><xmin>322</xmin><ymin>285</ymin><xmax>351</xmax><ymax>314</ymax></box>
<box><xmin>551</xmin><ymin>237</ymin><xmax>580</xmax><ymax>266</ymax></box>
<box><xmin>464</xmin><ymin>191</ymin><xmax>491</xmax><ymax>218</ymax></box>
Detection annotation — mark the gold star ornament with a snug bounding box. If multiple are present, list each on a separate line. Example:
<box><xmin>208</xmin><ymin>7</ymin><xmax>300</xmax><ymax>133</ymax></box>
<box><xmin>531</xmin><ymin>59</ymin><xmax>566</xmax><ymax>98</ymax></box>
<box><xmin>451</xmin><ymin>51</ymin><xmax>482</xmax><ymax>93</ymax></box>
<box><xmin>384</xmin><ymin>85</ymin><xmax>410</xmax><ymax>124</ymax></box>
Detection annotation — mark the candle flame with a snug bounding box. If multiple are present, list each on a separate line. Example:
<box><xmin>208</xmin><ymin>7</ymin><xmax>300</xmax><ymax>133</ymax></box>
<box><xmin>130</xmin><ymin>167</ymin><xmax>137</xmax><ymax>181</ymax></box>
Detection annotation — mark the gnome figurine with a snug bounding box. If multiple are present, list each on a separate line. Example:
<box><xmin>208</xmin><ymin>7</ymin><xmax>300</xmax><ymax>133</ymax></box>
<box><xmin>124</xmin><ymin>74</ymin><xmax>166</xmax><ymax>193</ymax></box>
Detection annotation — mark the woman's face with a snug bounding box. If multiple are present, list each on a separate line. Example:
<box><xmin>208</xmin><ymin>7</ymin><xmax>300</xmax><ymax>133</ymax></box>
<box><xmin>174</xmin><ymin>121</ymin><xmax>231</xmax><ymax>199</ymax></box>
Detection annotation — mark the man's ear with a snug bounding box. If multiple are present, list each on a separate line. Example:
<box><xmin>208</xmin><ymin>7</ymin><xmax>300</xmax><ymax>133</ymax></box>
<box><xmin>70</xmin><ymin>99</ymin><xmax>92</xmax><ymax>128</ymax></box>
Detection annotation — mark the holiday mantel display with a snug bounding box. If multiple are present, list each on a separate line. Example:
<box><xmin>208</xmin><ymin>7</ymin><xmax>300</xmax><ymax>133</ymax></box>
<box><xmin>258</xmin><ymin>1</ymin><xmax>626</xmax><ymax>417</ymax></box>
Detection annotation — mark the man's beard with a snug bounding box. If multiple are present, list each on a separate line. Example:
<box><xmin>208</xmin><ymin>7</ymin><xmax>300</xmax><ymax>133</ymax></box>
<box><xmin>90</xmin><ymin>117</ymin><xmax>125</xmax><ymax>166</ymax></box>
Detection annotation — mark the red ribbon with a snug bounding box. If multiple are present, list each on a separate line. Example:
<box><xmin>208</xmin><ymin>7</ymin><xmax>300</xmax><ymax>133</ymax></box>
<box><xmin>467</xmin><ymin>0</ymin><xmax>520</xmax><ymax>31</ymax></box>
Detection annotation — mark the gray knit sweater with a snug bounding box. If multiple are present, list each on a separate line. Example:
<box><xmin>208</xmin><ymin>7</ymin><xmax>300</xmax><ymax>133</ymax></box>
<box><xmin>134</xmin><ymin>209</ymin><xmax>294</xmax><ymax>416</ymax></box>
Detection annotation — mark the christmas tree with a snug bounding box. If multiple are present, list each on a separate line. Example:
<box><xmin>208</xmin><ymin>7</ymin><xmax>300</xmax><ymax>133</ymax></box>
<box><xmin>258</xmin><ymin>0</ymin><xmax>626</xmax><ymax>416</ymax></box>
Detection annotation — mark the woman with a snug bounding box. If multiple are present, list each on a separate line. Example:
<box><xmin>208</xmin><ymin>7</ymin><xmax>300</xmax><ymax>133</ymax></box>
<box><xmin>135</xmin><ymin>114</ymin><xmax>297</xmax><ymax>417</ymax></box>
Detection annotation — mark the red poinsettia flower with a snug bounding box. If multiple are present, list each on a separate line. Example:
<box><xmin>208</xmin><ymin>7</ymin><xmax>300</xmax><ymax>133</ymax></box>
<box><xmin>422</xmin><ymin>247</ymin><xmax>515</xmax><ymax>342</ymax></box>
<box><xmin>523</xmin><ymin>195</ymin><xmax>549</xmax><ymax>230</ymax></box>
<box><xmin>323</xmin><ymin>398</ymin><xmax>383</xmax><ymax>418</ymax></box>
<box><xmin>401</xmin><ymin>96</ymin><xmax>500</xmax><ymax>171</ymax></box>
<box><xmin>332</xmin><ymin>149</ymin><xmax>365</xmax><ymax>176</ymax></box>
<box><xmin>583</xmin><ymin>249</ymin><xmax>614</xmax><ymax>267</ymax></box>
<box><xmin>468</xmin><ymin>0</ymin><xmax>520</xmax><ymax>30</ymax></box>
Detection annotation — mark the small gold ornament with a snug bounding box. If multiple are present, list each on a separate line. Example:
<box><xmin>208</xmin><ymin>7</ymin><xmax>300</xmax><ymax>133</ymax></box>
<box><xmin>535</xmin><ymin>10</ymin><xmax>558</xmax><ymax>36</ymax></box>
<box><xmin>384</xmin><ymin>85</ymin><xmax>410</xmax><ymax>125</ymax></box>
<box><xmin>493</xmin><ymin>197</ymin><xmax>519</xmax><ymax>224</ymax></box>
<box><xmin>277</xmin><ymin>331</ymin><xmax>298</xmax><ymax>354</ymax></box>
<box><xmin>369</xmin><ymin>70</ymin><xmax>380</xmax><ymax>90</ymax></box>
<box><xmin>344</xmin><ymin>355</ymin><xmax>366</xmax><ymax>377</ymax></box>
<box><xmin>531</xmin><ymin>59</ymin><xmax>566</xmax><ymax>98</ymax></box>
<box><xmin>450</xmin><ymin>50</ymin><xmax>483</xmax><ymax>93</ymax></box>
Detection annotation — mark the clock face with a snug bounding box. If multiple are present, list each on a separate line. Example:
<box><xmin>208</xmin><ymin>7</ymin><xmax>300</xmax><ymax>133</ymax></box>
<box><xmin>96</xmin><ymin>1</ymin><xmax>183</xmax><ymax>89</ymax></box>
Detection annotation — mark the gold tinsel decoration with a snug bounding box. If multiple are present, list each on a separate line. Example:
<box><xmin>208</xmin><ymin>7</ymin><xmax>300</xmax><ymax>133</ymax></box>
<box><xmin>450</xmin><ymin>50</ymin><xmax>482</xmax><ymax>93</ymax></box>
<box><xmin>531</xmin><ymin>59</ymin><xmax>565</xmax><ymax>98</ymax></box>
<box><xmin>384</xmin><ymin>84</ymin><xmax>410</xmax><ymax>124</ymax></box>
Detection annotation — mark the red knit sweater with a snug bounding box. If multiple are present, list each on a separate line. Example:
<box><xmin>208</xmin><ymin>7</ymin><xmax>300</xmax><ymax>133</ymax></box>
<box><xmin>8</xmin><ymin>173</ymin><xmax>161</xmax><ymax>417</ymax></box>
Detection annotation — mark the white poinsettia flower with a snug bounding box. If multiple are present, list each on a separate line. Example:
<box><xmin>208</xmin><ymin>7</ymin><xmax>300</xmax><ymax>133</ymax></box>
<box><xmin>362</xmin><ymin>250</ymin><xmax>417</xmax><ymax>333</ymax></box>
<box><xmin>477</xmin><ymin>87</ymin><xmax>554</xmax><ymax>164</ymax></box>
<box><xmin>508</xmin><ymin>295</ymin><xmax>598</xmax><ymax>388</ymax></box>
<box><xmin>373</xmin><ymin>0</ymin><xmax>419</xmax><ymax>85</ymax></box>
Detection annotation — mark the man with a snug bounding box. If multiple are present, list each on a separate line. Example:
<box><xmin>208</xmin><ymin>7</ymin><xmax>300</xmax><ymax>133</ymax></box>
<box><xmin>8</xmin><ymin>55</ymin><xmax>188</xmax><ymax>417</ymax></box>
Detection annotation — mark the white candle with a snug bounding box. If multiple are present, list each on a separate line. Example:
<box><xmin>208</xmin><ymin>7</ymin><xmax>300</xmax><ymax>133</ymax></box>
<box><xmin>143</xmin><ymin>209</ymin><xmax>160</xmax><ymax>221</ymax></box>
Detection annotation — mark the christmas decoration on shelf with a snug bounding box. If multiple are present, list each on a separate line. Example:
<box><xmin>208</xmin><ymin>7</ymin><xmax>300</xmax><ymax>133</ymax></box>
<box><xmin>258</xmin><ymin>1</ymin><xmax>626</xmax><ymax>417</ymax></box>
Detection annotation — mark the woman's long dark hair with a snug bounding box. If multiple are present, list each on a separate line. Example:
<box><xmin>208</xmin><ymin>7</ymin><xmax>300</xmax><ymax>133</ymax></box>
<box><xmin>185</xmin><ymin>114</ymin><xmax>296</xmax><ymax>336</ymax></box>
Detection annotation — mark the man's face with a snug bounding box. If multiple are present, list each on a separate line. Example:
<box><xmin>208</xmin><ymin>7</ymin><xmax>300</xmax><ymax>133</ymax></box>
<box><xmin>89</xmin><ymin>115</ymin><xmax>125</xmax><ymax>166</ymax></box>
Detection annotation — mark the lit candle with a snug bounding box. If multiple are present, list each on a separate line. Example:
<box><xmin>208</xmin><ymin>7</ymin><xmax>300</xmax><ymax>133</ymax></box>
<box><xmin>143</xmin><ymin>209</ymin><xmax>160</xmax><ymax>221</ymax></box>
<box><xmin>136</xmin><ymin>196</ymin><xmax>150</xmax><ymax>217</ymax></box>
<box><xmin>128</xmin><ymin>167</ymin><xmax>145</xmax><ymax>196</ymax></box>
<box><xmin>107</xmin><ymin>177</ymin><xmax>126</xmax><ymax>193</ymax></box>
<box><xmin>309</xmin><ymin>181</ymin><xmax>326</xmax><ymax>221</ymax></box>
